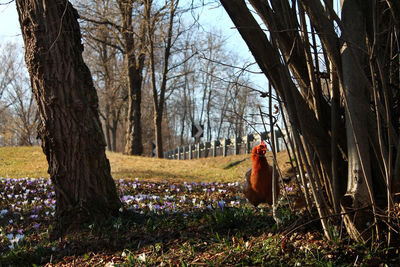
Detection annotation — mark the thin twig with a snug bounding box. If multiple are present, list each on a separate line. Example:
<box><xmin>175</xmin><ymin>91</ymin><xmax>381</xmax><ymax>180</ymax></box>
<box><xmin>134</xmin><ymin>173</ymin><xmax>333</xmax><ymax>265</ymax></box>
<box><xmin>0</xmin><ymin>0</ymin><xmax>13</xmax><ymax>5</ymax></box>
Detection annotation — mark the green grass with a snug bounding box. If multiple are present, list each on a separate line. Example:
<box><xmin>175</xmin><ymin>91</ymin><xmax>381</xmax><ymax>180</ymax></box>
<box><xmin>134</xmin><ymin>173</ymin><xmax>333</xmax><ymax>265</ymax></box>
<box><xmin>0</xmin><ymin>146</ymin><xmax>291</xmax><ymax>182</ymax></box>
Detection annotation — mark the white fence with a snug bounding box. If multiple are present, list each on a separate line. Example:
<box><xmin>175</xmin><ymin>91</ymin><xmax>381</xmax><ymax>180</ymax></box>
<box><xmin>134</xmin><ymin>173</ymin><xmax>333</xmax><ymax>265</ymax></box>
<box><xmin>164</xmin><ymin>130</ymin><xmax>286</xmax><ymax>159</ymax></box>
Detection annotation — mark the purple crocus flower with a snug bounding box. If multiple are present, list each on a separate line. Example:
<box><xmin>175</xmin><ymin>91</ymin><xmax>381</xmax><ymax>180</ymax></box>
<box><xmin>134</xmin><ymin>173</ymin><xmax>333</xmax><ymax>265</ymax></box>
<box><xmin>218</xmin><ymin>200</ymin><xmax>225</xmax><ymax>211</ymax></box>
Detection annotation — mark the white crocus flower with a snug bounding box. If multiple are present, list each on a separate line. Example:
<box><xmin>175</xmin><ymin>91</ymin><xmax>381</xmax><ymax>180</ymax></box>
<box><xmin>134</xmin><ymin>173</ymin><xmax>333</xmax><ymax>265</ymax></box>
<box><xmin>137</xmin><ymin>253</ymin><xmax>146</xmax><ymax>262</ymax></box>
<box><xmin>7</xmin><ymin>233</ymin><xmax>24</xmax><ymax>250</ymax></box>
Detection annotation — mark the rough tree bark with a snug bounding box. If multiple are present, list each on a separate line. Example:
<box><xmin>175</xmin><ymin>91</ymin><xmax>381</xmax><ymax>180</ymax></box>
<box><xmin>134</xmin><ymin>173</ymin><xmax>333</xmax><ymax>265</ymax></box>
<box><xmin>16</xmin><ymin>0</ymin><xmax>122</xmax><ymax>238</ymax></box>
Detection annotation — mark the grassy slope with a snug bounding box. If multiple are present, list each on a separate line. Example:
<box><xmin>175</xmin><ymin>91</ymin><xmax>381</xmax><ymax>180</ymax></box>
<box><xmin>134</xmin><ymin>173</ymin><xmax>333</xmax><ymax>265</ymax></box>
<box><xmin>0</xmin><ymin>146</ymin><xmax>48</xmax><ymax>178</ymax></box>
<box><xmin>0</xmin><ymin>146</ymin><xmax>292</xmax><ymax>182</ymax></box>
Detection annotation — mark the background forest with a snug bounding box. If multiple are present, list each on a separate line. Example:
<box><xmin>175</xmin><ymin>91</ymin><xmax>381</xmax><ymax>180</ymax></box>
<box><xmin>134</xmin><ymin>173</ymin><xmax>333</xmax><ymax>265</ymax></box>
<box><xmin>0</xmin><ymin>0</ymin><xmax>265</xmax><ymax>156</ymax></box>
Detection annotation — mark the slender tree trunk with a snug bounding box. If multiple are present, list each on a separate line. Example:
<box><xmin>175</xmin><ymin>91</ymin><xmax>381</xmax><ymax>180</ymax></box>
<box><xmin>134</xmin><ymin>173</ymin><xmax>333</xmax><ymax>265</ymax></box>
<box><xmin>105</xmin><ymin>123</ymin><xmax>112</xmax><ymax>151</ymax></box>
<box><xmin>340</xmin><ymin>0</ymin><xmax>375</xmax><ymax>242</ymax></box>
<box><xmin>154</xmin><ymin>114</ymin><xmax>163</xmax><ymax>158</ymax></box>
<box><xmin>16</xmin><ymin>0</ymin><xmax>122</xmax><ymax>238</ymax></box>
<box><xmin>146</xmin><ymin>0</ymin><xmax>177</xmax><ymax>158</ymax></box>
<box><xmin>124</xmin><ymin>65</ymin><xmax>143</xmax><ymax>155</ymax></box>
<box><xmin>180</xmin><ymin>109</ymin><xmax>186</xmax><ymax>146</ymax></box>
<box><xmin>180</xmin><ymin>49</ymin><xmax>189</xmax><ymax>146</ymax></box>
<box><xmin>112</xmin><ymin>118</ymin><xmax>118</xmax><ymax>152</ymax></box>
<box><xmin>206</xmin><ymin>85</ymin><xmax>213</xmax><ymax>142</ymax></box>
<box><xmin>330</xmin><ymin>62</ymin><xmax>342</xmax><ymax>214</ymax></box>
<box><xmin>103</xmin><ymin>103</ymin><xmax>112</xmax><ymax>151</ymax></box>
<box><xmin>118</xmin><ymin>0</ymin><xmax>144</xmax><ymax>156</ymax></box>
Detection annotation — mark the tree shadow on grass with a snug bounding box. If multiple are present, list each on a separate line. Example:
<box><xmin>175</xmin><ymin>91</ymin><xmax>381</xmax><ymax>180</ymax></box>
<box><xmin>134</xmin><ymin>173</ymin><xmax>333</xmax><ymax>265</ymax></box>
<box><xmin>0</xmin><ymin>207</ymin><xmax>281</xmax><ymax>266</ymax></box>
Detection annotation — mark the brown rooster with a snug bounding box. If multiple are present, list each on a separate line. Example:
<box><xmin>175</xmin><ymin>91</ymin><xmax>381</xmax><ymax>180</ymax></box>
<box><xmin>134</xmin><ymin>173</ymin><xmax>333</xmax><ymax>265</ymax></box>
<box><xmin>243</xmin><ymin>141</ymin><xmax>279</xmax><ymax>206</ymax></box>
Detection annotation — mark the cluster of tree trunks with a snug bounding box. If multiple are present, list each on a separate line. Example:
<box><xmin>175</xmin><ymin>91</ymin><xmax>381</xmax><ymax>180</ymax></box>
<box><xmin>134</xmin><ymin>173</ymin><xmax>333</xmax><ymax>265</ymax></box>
<box><xmin>220</xmin><ymin>0</ymin><xmax>400</xmax><ymax>242</ymax></box>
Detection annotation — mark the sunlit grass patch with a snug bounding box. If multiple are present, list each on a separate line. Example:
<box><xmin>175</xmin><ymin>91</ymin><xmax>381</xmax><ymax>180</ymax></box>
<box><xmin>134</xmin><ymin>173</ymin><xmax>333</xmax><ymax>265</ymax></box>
<box><xmin>107</xmin><ymin>151</ymin><xmax>253</xmax><ymax>182</ymax></box>
<box><xmin>0</xmin><ymin>147</ymin><xmax>48</xmax><ymax>178</ymax></box>
<box><xmin>0</xmin><ymin>146</ymin><xmax>291</xmax><ymax>182</ymax></box>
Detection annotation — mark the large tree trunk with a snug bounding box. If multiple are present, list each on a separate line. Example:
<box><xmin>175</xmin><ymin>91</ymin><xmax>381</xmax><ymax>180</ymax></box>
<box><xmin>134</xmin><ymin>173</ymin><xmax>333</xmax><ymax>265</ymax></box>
<box><xmin>16</xmin><ymin>0</ymin><xmax>122</xmax><ymax>238</ymax></box>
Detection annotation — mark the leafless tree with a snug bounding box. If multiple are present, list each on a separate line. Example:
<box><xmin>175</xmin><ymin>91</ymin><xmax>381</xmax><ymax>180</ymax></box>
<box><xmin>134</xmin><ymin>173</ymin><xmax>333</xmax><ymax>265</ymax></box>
<box><xmin>74</xmin><ymin>0</ymin><xmax>263</xmax><ymax>154</ymax></box>
<box><xmin>0</xmin><ymin>42</ymin><xmax>38</xmax><ymax>146</ymax></box>
<box><xmin>77</xmin><ymin>0</ymin><xmax>146</xmax><ymax>155</ymax></box>
<box><xmin>167</xmin><ymin>28</ymin><xmax>259</xmax><ymax>146</ymax></box>
<box><xmin>145</xmin><ymin>0</ymin><xmax>181</xmax><ymax>158</ymax></box>
<box><xmin>5</xmin><ymin>75</ymin><xmax>38</xmax><ymax>146</ymax></box>
<box><xmin>79</xmin><ymin>1</ymin><xmax>126</xmax><ymax>152</ymax></box>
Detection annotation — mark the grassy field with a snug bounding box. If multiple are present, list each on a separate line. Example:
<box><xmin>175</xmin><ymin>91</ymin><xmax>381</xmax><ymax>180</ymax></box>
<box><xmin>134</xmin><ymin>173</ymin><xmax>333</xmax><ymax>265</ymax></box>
<box><xmin>0</xmin><ymin>146</ymin><xmax>293</xmax><ymax>182</ymax></box>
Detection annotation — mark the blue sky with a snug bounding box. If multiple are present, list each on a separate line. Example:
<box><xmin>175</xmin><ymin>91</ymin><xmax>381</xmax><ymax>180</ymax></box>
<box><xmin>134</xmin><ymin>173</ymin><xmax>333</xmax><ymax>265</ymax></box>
<box><xmin>0</xmin><ymin>1</ymin><xmax>21</xmax><ymax>43</ymax></box>
<box><xmin>0</xmin><ymin>0</ymin><xmax>266</xmax><ymax>89</ymax></box>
